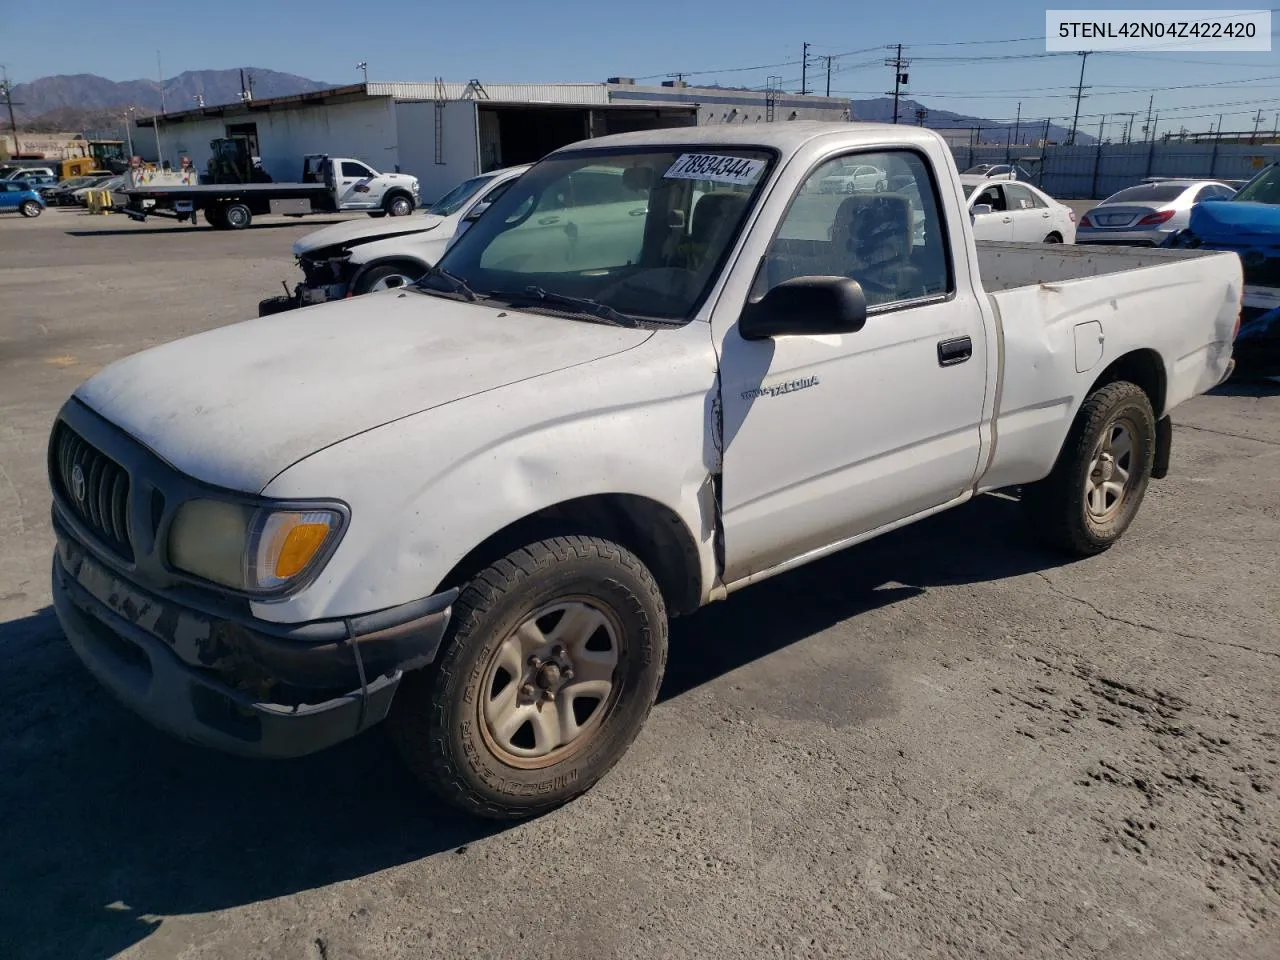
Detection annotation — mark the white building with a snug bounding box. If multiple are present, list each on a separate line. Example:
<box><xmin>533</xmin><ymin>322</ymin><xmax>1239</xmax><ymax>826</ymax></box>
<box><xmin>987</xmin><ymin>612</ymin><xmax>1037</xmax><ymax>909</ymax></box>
<box><xmin>137</xmin><ymin>80</ymin><xmax>850</xmax><ymax>201</ymax></box>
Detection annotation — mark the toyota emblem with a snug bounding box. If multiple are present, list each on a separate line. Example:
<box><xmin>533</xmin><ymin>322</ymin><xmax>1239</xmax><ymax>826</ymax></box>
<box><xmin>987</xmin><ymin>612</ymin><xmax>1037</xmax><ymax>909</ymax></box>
<box><xmin>70</xmin><ymin>464</ymin><xmax>86</xmax><ymax>503</ymax></box>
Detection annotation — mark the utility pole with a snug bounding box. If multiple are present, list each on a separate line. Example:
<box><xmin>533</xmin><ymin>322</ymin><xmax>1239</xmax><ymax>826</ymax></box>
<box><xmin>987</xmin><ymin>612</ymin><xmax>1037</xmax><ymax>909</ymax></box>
<box><xmin>1143</xmin><ymin>95</ymin><xmax>1154</xmax><ymax>142</ymax></box>
<box><xmin>157</xmin><ymin>51</ymin><xmax>166</xmax><ymax>114</ymax></box>
<box><xmin>123</xmin><ymin>106</ymin><xmax>135</xmax><ymax>157</ymax></box>
<box><xmin>765</xmin><ymin>75</ymin><xmax>781</xmax><ymax>122</ymax></box>
<box><xmin>1012</xmin><ymin>101</ymin><xmax>1021</xmax><ymax>147</ymax></box>
<box><xmin>1098</xmin><ymin>115</ymin><xmax>1107</xmax><ymax>143</ymax></box>
<box><xmin>0</xmin><ymin>66</ymin><xmax>22</xmax><ymax>156</ymax></box>
<box><xmin>822</xmin><ymin>55</ymin><xmax>833</xmax><ymax>98</ymax></box>
<box><xmin>1068</xmin><ymin>51</ymin><xmax>1090</xmax><ymax>146</ymax></box>
<box><xmin>800</xmin><ymin>42</ymin><xmax>811</xmax><ymax>95</ymax></box>
<box><xmin>915</xmin><ymin>107</ymin><xmax>928</xmax><ymax>126</ymax></box>
<box><xmin>885</xmin><ymin>44</ymin><xmax>909</xmax><ymax>124</ymax></box>
<box><xmin>1252</xmin><ymin>108</ymin><xmax>1265</xmax><ymax>144</ymax></box>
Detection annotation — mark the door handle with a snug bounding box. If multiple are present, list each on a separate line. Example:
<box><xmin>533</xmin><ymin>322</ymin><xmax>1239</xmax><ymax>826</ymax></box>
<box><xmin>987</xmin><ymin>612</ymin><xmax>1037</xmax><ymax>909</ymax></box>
<box><xmin>538</xmin><ymin>215</ymin><xmax>561</xmax><ymax>225</ymax></box>
<box><xmin>1042</xmin><ymin>211</ymin><xmax>1051</xmax><ymax>218</ymax></box>
<box><xmin>1001</xmin><ymin>216</ymin><xmax>1013</xmax><ymax>223</ymax></box>
<box><xmin>937</xmin><ymin>336</ymin><xmax>973</xmax><ymax>367</ymax></box>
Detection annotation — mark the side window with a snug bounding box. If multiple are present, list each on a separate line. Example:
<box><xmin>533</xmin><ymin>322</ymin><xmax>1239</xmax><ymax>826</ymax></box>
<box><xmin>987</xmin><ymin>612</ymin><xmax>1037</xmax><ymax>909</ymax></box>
<box><xmin>341</xmin><ymin>161</ymin><xmax>373</xmax><ymax>179</ymax></box>
<box><xmin>760</xmin><ymin>150</ymin><xmax>951</xmax><ymax>308</ymax></box>
<box><xmin>1004</xmin><ymin>183</ymin><xmax>1040</xmax><ymax>210</ymax></box>
<box><xmin>974</xmin><ymin>184</ymin><xmax>1005</xmax><ymax>211</ymax></box>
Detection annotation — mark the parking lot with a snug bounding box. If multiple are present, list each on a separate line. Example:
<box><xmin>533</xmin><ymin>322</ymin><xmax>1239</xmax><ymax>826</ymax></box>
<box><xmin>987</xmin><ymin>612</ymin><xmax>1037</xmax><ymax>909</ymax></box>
<box><xmin>1</xmin><ymin>205</ymin><xmax>1277</xmax><ymax>960</ymax></box>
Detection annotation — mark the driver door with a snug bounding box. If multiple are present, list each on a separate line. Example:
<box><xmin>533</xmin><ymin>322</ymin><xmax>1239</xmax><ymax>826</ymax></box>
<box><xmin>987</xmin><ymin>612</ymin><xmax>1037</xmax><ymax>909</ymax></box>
<box><xmin>969</xmin><ymin>184</ymin><xmax>1013</xmax><ymax>241</ymax></box>
<box><xmin>336</xmin><ymin>160</ymin><xmax>377</xmax><ymax>209</ymax></box>
<box><xmin>716</xmin><ymin>149</ymin><xmax>989</xmax><ymax>582</ymax></box>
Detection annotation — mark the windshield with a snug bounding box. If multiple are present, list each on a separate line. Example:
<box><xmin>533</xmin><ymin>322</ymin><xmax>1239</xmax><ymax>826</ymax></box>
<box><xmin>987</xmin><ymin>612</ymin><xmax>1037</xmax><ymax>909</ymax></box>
<box><xmin>427</xmin><ymin>174</ymin><xmax>496</xmax><ymax>217</ymax></box>
<box><xmin>427</xmin><ymin>147</ymin><xmax>774</xmax><ymax>322</ymax></box>
<box><xmin>1104</xmin><ymin>184</ymin><xmax>1188</xmax><ymax>204</ymax></box>
<box><xmin>1232</xmin><ymin>165</ymin><xmax>1280</xmax><ymax>205</ymax></box>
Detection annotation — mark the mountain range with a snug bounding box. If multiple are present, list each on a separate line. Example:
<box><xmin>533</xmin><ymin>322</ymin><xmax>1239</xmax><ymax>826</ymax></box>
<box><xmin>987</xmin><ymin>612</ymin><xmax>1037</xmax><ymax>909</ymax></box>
<box><xmin>851</xmin><ymin>97</ymin><xmax>1094</xmax><ymax>146</ymax></box>
<box><xmin>6</xmin><ymin>69</ymin><xmax>333</xmax><ymax>132</ymax></box>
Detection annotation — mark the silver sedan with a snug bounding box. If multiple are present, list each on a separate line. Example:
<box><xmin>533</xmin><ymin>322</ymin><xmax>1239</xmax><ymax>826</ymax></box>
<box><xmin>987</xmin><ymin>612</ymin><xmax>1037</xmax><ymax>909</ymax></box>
<box><xmin>1077</xmin><ymin>179</ymin><xmax>1236</xmax><ymax>246</ymax></box>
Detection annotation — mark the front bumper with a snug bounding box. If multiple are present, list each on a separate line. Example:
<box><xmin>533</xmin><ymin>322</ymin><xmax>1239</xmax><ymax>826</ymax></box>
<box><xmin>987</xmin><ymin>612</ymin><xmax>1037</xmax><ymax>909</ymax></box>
<box><xmin>53</xmin><ymin>528</ymin><xmax>456</xmax><ymax>758</ymax></box>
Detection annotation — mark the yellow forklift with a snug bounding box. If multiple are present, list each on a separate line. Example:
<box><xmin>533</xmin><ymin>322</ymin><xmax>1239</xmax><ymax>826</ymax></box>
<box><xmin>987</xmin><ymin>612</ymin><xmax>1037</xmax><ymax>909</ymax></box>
<box><xmin>59</xmin><ymin>139</ymin><xmax>127</xmax><ymax>179</ymax></box>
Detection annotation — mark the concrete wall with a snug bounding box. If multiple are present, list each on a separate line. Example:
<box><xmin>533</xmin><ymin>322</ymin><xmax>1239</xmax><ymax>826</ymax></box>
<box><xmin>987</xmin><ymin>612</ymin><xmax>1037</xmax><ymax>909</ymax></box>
<box><xmin>950</xmin><ymin>141</ymin><xmax>1280</xmax><ymax>199</ymax></box>
<box><xmin>394</xmin><ymin>100</ymin><xmax>480</xmax><ymax>202</ymax></box>
<box><xmin>149</xmin><ymin>98</ymin><xmax>400</xmax><ymax>181</ymax></box>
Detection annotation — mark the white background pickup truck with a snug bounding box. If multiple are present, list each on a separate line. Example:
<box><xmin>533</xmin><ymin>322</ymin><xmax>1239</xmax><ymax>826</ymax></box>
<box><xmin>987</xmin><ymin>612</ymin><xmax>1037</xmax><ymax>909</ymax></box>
<box><xmin>49</xmin><ymin>123</ymin><xmax>1239</xmax><ymax>820</ymax></box>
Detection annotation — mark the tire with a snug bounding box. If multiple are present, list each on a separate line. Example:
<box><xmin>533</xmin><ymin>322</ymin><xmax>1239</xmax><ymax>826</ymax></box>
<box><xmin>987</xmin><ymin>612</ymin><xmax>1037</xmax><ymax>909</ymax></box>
<box><xmin>19</xmin><ymin>200</ymin><xmax>42</xmax><ymax>218</ymax></box>
<box><xmin>354</xmin><ymin>263</ymin><xmax>426</xmax><ymax>295</ymax></box>
<box><xmin>204</xmin><ymin>205</ymin><xmax>226</xmax><ymax>229</ymax></box>
<box><xmin>1044</xmin><ymin>232</ymin><xmax>1063</xmax><ymax>243</ymax></box>
<box><xmin>223</xmin><ymin>203</ymin><xmax>252</xmax><ymax>229</ymax></box>
<box><xmin>1024</xmin><ymin>380</ymin><xmax>1156</xmax><ymax>556</ymax></box>
<box><xmin>385</xmin><ymin>193</ymin><xmax>414</xmax><ymax>217</ymax></box>
<box><xmin>875</xmin><ymin>180</ymin><xmax>886</xmax><ymax>192</ymax></box>
<box><xmin>388</xmin><ymin>535</ymin><xmax>668</xmax><ymax>820</ymax></box>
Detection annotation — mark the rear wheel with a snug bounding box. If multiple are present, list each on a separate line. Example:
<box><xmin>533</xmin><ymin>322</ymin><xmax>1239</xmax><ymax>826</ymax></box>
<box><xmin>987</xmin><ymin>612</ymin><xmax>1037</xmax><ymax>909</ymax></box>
<box><xmin>204</xmin><ymin>205</ymin><xmax>226</xmax><ymax>229</ymax></box>
<box><xmin>387</xmin><ymin>535</ymin><xmax>668</xmax><ymax>819</ymax></box>
<box><xmin>223</xmin><ymin>203</ymin><xmax>252</xmax><ymax>229</ymax></box>
<box><xmin>1044</xmin><ymin>232</ymin><xmax>1063</xmax><ymax>243</ymax></box>
<box><xmin>19</xmin><ymin>200</ymin><xmax>41</xmax><ymax>218</ymax></box>
<box><xmin>1024</xmin><ymin>380</ymin><xmax>1156</xmax><ymax>556</ymax></box>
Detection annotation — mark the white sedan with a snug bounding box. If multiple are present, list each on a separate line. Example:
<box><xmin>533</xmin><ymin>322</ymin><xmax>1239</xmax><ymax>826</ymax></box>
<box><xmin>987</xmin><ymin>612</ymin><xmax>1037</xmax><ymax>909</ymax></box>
<box><xmin>961</xmin><ymin>176</ymin><xmax>1077</xmax><ymax>243</ymax></box>
<box><xmin>820</xmin><ymin>163</ymin><xmax>888</xmax><ymax>194</ymax></box>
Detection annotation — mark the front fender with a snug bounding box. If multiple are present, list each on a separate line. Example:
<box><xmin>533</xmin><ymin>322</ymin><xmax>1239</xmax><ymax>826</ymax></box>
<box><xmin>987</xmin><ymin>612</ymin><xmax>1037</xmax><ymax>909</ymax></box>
<box><xmin>250</xmin><ymin>327</ymin><xmax>721</xmax><ymax>624</ymax></box>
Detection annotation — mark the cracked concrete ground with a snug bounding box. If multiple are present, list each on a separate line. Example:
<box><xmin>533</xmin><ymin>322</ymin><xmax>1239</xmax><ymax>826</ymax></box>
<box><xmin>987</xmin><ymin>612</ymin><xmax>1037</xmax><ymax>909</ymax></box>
<box><xmin>1</xmin><ymin>209</ymin><xmax>1277</xmax><ymax>960</ymax></box>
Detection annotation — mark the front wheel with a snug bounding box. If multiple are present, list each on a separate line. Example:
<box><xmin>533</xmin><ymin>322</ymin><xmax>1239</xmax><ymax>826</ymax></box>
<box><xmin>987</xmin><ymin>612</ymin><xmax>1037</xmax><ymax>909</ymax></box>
<box><xmin>354</xmin><ymin>263</ymin><xmax>426</xmax><ymax>295</ymax></box>
<box><xmin>1043</xmin><ymin>232</ymin><xmax>1063</xmax><ymax>243</ymax></box>
<box><xmin>19</xmin><ymin>200</ymin><xmax>42</xmax><ymax>218</ymax></box>
<box><xmin>388</xmin><ymin>536</ymin><xmax>668</xmax><ymax>819</ymax></box>
<box><xmin>385</xmin><ymin>194</ymin><xmax>414</xmax><ymax>217</ymax></box>
<box><xmin>1024</xmin><ymin>380</ymin><xmax>1156</xmax><ymax>556</ymax></box>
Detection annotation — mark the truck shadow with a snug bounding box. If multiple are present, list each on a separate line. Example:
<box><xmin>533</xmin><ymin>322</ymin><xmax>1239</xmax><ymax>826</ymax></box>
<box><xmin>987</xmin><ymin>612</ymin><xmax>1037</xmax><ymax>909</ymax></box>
<box><xmin>0</xmin><ymin>493</ymin><xmax>1063</xmax><ymax>959</ymax></box>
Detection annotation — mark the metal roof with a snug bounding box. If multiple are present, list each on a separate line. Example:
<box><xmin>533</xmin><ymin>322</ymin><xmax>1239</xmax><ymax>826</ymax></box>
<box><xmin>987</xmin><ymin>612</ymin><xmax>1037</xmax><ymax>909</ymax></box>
<box><xmin>369</xmin><ymin>82</ymin><xmax>611</xmax><ymax>104</ymax></box>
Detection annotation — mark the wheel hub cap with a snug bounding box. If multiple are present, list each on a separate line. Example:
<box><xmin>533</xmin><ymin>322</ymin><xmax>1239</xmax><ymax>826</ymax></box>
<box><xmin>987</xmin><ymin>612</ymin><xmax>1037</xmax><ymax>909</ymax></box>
<box><xmin>1085</xmin><ymin>421</ymin><xmax>1133</xmax><ymax>521</ymax></box>
<box><xmin>480</xmin><ymin>599</ymin><xmax>621</xmax><ymax>766</ymax></box>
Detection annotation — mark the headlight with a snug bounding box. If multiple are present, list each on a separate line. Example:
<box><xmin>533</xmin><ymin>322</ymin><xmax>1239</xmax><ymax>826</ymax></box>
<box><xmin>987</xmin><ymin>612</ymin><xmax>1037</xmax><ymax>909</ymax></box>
<box><xmin>168</xmin><ymin>500</ymin><xmax>344</xmax><ymax>594</ymax></box>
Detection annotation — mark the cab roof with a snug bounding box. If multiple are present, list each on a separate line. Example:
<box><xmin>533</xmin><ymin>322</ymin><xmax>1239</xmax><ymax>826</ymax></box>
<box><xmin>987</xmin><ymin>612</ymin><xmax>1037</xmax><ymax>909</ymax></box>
<box><xmin>550</xmin><ymin>121</ymin><xmax>946</xmax><ymax>157</ymax></box>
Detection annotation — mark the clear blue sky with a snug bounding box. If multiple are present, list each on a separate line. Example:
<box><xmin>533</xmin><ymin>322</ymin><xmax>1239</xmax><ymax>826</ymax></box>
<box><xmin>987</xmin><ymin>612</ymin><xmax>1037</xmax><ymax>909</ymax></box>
<box><xmin>3</xmin><ymin>0</ymin><xmax>1278</xmax><ymax>135</ymax></box>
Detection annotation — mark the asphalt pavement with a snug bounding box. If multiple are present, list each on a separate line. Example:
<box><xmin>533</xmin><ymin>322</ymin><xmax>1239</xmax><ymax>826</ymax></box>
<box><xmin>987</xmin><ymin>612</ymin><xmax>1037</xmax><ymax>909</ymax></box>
<box><xmin>0</xmin><ymin>206</ymin><xmax>1276</xmax><ymax>960</ymax></box>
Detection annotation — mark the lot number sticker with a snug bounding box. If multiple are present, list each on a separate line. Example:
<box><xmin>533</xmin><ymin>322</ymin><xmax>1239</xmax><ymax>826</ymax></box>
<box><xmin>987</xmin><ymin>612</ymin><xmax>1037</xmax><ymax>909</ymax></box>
<box><xmin>665</xmin><ymin>154</ymin><xmax>766</xmax><ymax>185</ymax></box>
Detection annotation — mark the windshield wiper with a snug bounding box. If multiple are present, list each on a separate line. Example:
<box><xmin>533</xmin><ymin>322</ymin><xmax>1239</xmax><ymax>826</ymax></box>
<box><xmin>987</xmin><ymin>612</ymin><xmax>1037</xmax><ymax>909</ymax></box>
<box><xmin>489</xmin><ymin>285</ymin><xmax>637</xmax><ymax>327</ymax></box>
<box><xmin>417</xmin><ymin>264</ymin><xmax>479</xmax><ymax>302</ymax></box>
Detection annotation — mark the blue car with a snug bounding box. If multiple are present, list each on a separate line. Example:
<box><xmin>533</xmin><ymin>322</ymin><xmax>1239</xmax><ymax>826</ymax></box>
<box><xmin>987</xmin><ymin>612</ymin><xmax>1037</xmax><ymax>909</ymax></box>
<box><xmin>0</xmin><ymin>180</ymin><xmax>45</xmax><ymax>218</ymax></box>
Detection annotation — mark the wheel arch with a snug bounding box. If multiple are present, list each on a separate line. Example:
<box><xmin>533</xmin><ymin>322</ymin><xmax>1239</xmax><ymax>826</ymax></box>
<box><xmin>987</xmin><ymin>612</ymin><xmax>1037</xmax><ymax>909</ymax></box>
<box><xmin>1088</xmin><ymin>348</ymin><xmax>1167</xmax><ymax>419</ymax></box>
<box><xmin>434</xmin><ymin>493</ymin><xmax>705</xmax><ymax>618</ymax></box>
<box><xmin>382</xmin><ymin>188</ymin><xmax>416</xmax><ymax>213</ymax></box>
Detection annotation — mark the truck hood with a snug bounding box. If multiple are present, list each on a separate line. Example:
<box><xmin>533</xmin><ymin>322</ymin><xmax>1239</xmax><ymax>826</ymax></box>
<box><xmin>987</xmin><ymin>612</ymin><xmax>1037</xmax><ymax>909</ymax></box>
<box><xmin>293</xmin><ymin>214</ymin><xmax>446</xmax><ymax>256</ymax></box>
<box><xmin>1189</xmin><ymin>200</ymin><xmax>1280</xmax><ymax>250</ymax></box>
<box><xmin>74</xmin><ymin>293</ymin><xmax>652</xmax><ymax>493</ymax></box>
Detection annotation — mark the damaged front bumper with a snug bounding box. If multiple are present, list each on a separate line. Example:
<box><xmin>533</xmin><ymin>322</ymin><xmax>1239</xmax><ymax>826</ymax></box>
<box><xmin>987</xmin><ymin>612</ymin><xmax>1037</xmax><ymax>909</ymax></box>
<box><xmin>52</xmin><ymin>527</ymin><xmax>456</xmax><ymax>758</ymax></box>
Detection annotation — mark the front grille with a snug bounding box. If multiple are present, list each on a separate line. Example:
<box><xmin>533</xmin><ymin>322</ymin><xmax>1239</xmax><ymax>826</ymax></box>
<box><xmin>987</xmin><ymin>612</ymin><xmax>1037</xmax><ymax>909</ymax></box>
<box><xmin>51</xmin><ymin>422</ymin><xmax>133</xmax><ymax>560</ymax></box>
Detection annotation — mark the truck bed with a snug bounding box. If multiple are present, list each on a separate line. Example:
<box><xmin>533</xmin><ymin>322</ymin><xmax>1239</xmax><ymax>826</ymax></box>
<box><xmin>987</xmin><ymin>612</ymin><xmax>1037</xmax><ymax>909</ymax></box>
<box><xmin>123</xmin><ymin>182</ymin><xmax>328</xmax><ymax>199</ymax></box>
<box><xmin>975</xmin><ymin>241</ymin><xmax>1234</xmax><ymax>292</ymax></box>
<box><xmin>974</xmin><ymin>240</ymin><xmax>1240</xmax><ymax>494</ymax></box>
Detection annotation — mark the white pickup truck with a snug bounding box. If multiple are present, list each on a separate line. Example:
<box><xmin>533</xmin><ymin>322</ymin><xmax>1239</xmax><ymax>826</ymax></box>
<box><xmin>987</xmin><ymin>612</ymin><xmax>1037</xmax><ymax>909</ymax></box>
<box><xmin>49</xmin><ymin>123</ymin><xmax>1240</xmax><ymax>820</ymax></box>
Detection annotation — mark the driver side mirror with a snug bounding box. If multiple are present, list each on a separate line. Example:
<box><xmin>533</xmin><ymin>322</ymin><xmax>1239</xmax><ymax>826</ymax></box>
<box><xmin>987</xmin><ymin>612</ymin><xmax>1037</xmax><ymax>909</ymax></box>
<box><xmin>463</xmin><ymin>201</ymin><xmax>492</xmax><ymax>222</ymax></box>
<box><xmin>972</xmin><ymin>203</ymin><xmax>994</xmax><ymax>216</ymax></box>
<box><xmin>739</xmin><ymin>276</ymin><xmax>867</xmax><ymax>341</ymax></box>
